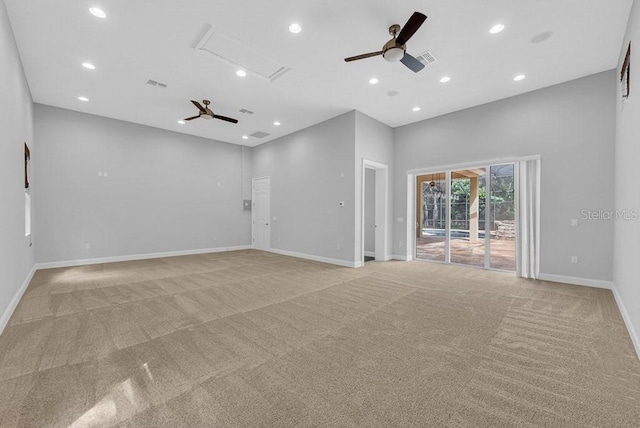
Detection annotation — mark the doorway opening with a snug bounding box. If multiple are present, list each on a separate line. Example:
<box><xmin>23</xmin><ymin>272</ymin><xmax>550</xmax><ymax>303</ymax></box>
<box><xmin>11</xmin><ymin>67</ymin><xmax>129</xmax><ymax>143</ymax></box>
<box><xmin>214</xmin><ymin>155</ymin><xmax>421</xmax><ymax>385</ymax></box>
<box><xmin>361</xmin><ymin>160</ymin><xmax>389</xmax><ymax>265</ymax></box>
<box><xmin>415</xmin><ymin>163</ymin><xmax>516</xmax><ymax>271</ymax></box>
<box><xmin>364</xmin><ymin>168</ymin><xmax>376</xmax><ymax>262</ymax></box>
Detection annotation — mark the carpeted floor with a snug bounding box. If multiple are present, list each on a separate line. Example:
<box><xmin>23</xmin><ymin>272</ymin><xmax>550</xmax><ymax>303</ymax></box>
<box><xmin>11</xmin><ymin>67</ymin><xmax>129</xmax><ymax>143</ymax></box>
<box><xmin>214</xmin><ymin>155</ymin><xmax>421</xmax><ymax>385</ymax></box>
<box><xmin>0</xmin><ymin>249</ymin><xmax>638</xmax><ymax>427</ymax></box>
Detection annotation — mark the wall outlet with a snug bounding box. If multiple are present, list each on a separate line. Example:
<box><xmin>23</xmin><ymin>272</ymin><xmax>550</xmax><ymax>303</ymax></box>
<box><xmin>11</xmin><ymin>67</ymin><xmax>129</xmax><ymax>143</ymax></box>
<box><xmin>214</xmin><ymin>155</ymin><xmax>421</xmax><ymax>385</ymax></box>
<box><xmin>571</xmin><ymin>256</ymin><xmax>579</xmax><ymax>264</ymax></box>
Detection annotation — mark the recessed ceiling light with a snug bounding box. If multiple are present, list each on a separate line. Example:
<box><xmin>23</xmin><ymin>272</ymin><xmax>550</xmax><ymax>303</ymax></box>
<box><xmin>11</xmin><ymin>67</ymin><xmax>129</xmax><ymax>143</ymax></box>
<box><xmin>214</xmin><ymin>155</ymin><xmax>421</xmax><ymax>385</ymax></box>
<box><xmin>289</xmin><ymin>23</ymin><xmax>302</xmax><ymax>34</ymax></box>
<box><xmin>412</xmin><ymin>107</ymin><xmax>421</xmax><ymax>112</ymax></box>
<box><xmin>89</xmin><ymin>7</ymin><xmax>106</xmax><ymax>18</ymax></box>
<box><xmin>369</xmin><ymin>78</ymin><xmax>379</xmax><ymax>85</ymax></box>
<box><xmin>78</xmin><ymin>96</ymin><xmax>89</xmax><ymax>102</ymax></box>
<box><xmin>236</xmin><ymin>70</ymin><xmax>247</xmax><ymax>77</ymax></box>
<box><xmin>242</xmin><ymin>135</ymin><xmax>249</xmax><ymax>139</ymax></box>
<box><xmin>513</xmin><ymin>74</ymin><xmax>526</xmax><ymax>81</ymax></box>
<box><xmin>177</xmin><ymin>120</ymin><xmax>185</xmax><ymax>124</ymax></box>
<box><xmin>273</xmin><ymin>121</ymin><xmax>281</xmax><ymax>126</ymax></box>
<box><xmin>440</xmin><ymin>76</ymin><xmax>451</xmax><ymax>83</ymax></box>
<box><xmin>490</xmin><ymin>24</ymin><xmax>505</xmax><ymax>34</ymax></box>
<box><xmin>82</xmin><ymin>62</ymin><xmax>96</xmax><ymax>70</ymax></box>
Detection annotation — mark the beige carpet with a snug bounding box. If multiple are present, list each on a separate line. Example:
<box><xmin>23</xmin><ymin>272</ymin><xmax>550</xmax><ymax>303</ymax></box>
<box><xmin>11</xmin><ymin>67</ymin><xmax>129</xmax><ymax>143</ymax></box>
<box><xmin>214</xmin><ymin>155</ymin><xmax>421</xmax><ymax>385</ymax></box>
<box><xmin>0</xmin><ymin>250</ymin><xmax>638</xmax><ymax>427</ymax></box>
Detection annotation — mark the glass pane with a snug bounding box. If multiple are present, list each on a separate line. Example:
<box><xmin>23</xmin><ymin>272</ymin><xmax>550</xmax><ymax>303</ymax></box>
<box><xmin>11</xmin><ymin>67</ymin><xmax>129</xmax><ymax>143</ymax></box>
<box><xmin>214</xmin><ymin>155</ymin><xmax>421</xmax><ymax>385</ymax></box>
<box><xmin>450</xmin><ymin>168</ymin><xmax>486</xmax><ymax>267</ymax></box>
<box><xmin>416</xmin><ymin>173</ymin><xmax>446</xmax><ymax>262</ymax></box>
<box><xmin>489</xmin><ymin>164</ymin><xmax>516</xmax><ymax>270</ymax></box>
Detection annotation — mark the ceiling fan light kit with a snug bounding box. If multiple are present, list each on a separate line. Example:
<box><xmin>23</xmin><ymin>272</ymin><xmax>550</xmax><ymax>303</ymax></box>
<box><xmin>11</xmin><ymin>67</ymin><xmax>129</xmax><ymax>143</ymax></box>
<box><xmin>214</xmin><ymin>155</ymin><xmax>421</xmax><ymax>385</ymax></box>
<box><xmin>383</xmin><ymin>47</ymin><xmax>405</xmax><ymax>62</ymax></box>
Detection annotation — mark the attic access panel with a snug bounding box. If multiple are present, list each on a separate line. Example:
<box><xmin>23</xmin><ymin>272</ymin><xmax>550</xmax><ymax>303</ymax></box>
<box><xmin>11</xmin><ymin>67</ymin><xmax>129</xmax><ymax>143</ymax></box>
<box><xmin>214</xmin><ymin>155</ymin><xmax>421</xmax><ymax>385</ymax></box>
<box><xmin>195</xmin><ymin>25</ymin><xmax>291</xmax><ymax>82</ymax></box>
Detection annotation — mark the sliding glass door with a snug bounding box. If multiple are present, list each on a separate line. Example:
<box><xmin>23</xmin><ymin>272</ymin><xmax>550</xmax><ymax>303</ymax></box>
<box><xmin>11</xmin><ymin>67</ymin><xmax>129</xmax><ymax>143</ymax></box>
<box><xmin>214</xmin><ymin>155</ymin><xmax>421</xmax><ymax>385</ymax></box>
<box><xmin>449</xmin><ymin>168</ymin><xmax>486</xmax><ymax>267</ymax></box>
<box><xmin>489</xmin><ymin>164</ymin><xmax>516</xmax><ymax>270</ymax></box>
<box><xmin>416</xmin><ymin>172</ymin><xmax>447</xmax><ymax>262</ymax></box>
<box><xmin>415</xmin><ymin>163</ymin><xmax>515</xmax><ymax>271</ymax></box>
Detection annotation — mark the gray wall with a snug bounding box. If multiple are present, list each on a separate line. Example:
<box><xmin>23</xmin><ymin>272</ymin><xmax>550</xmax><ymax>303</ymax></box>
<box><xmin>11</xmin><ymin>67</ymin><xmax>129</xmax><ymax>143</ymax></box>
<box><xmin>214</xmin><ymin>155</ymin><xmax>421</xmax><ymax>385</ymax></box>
<box><xmin>34</xmin><ymin>105</ymin><xmax>251</xmax><ymax>263</ymax></box>
<box><xmin>614</xmin><ymin>0</ymin><xmax>640</xmax><ymax>352</ymax></box>
<box><xmin>364</xmin><ymin>168</ymin><xmax>375</xmax><ymax>254</ymax></box>
<box><xmin>0</xmin><ymin>0</ymin><xmax>35</xmax><ymax>329</ymax></box>
<box><xmin>394</xmin><ymin>71</ymin><xmax>616</xmax><ymax>281</ymax></box>
<box><xmin>252</xmin><ymin>111</ymin><xmax>356</xmax><ymax>263</ymax></box>
<box><xmin>241</xmin><ymin>145</ymin><xmax>253</xmax><ymax>201</ymax></box>
<box><xmin>355</xmin><ymin>111</ymin><xmax>394</xmax><ymax>262</ymax></box>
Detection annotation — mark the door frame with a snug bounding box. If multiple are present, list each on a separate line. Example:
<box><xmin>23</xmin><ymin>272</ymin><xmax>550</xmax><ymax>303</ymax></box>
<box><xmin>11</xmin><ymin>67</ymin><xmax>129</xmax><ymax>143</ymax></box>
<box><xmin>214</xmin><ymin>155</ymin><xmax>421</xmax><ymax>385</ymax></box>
<box><xmin>361</xmin><ymin>160</ymin><xmax>389</xmax><ymax>265</ymax></box>
<box><xmin>251</xmin><ymin>176</ymin><xmax>270</xmax><ymax>250</ymax></box>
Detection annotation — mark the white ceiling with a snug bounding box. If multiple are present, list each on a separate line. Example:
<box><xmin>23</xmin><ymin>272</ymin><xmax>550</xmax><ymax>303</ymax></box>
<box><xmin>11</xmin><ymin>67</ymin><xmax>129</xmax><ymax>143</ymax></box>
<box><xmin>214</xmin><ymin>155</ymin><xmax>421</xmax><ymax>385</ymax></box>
<box><xmin>5</xmin><ymin>0</ymin><xmax>633</xmax><ymax>147</ymax></box>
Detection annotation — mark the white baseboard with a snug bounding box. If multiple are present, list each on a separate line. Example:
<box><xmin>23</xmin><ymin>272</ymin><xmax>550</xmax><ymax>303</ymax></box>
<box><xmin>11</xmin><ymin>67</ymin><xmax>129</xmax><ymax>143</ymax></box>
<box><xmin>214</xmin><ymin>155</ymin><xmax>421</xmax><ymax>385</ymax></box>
<box><xmin>264</xmin><ymin>247</ymin><xmax>358</xmax><ymax>268</ymax></box>
<box><xmin>537</xmin><ymin>273</ymin><xmax>613</xmax><ymax>290</ymax></box>
<box><xmin>364</xmin><ymin>251</ymin><xmax>375</xmax><ymax>257</ymax></box>
<box><xmin>36</xmin><ymin>245</ymin><xmax>252</xmax><ymax>270</ymax></box>
<box><xmin>611</xmin><ymin>286</ymin><xmax>640</xmax><ymax>360</ymax></box>
<box><xmin>0</xmin><ymin>265</ymin><xmax>36</xmax><ymax>335</ymax></box>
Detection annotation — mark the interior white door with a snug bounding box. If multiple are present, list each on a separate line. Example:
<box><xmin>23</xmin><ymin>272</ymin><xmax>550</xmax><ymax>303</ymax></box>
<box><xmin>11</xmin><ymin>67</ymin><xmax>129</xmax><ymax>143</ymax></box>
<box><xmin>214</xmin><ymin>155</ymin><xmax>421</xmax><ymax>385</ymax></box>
<box><xmin>252</xmin><ymin>177</ymin><xmax>270</xmax><ymax>249</ymax></box>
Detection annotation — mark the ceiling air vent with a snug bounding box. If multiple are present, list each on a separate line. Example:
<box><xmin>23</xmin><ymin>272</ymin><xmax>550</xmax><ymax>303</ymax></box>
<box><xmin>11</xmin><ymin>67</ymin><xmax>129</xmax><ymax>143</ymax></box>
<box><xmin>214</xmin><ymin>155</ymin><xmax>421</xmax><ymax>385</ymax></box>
<box><xmin>146</xmin><ymin>79</ymin><xmax>168</xmax><ymax>88</ymax></box>
<box><xmin>250</xmin><ymin>131</ymin><xmax>270</xmax><ymax>138</ymax></box>
<box><xmin>195</xmin><ymin>25</ymin><xmax>292</xmax><ymax>82</ymax></box>
<box><xmin>415</xmin><ymin>51</ymin><xmax>437</xmax><ymax>66</ymax></box>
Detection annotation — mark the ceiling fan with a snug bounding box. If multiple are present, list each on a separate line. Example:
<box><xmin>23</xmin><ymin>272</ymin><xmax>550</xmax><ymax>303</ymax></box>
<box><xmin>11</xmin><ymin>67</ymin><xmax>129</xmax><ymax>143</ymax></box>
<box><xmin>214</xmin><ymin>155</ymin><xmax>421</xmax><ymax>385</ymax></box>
<box><xmin>184</xmin><ymin>100</ymin><xmax>238</xmax><ymax>123</ymax></box>
<box><xmin>344</xmin><ymin>11</ymin><xmax>427</xmax><ymax>73</ymax></box>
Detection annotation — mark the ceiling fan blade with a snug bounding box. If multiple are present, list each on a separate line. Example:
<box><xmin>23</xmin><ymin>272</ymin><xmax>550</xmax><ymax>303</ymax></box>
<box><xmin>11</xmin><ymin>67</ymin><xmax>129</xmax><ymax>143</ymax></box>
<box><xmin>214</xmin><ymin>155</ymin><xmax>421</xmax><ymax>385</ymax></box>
<box><xmin>396</xmin><ymin>12</ymin><xmax>427</xmax><ymax>45</ymax></box>
<box><xmin>344</xmin><ymin>51</ymin><xmax>384</xmax><ymax>62</ymax></box>
<box><xmin>400</xmin><ymin>53</ymin><xmax>425</xmax><ymax>73</ymax></box>
<box><xmin>213</xmin><ymin>115</ymin><xmax>239</xmax><ymax>124</ymax></box>
<box><xmin>191</xmin><ymin>100</ymin><xmax>207</xmax><ymax>113</ymax></box>
<box><xmin>184</xmin><ymin>115</ymin><xmax>200</xmax><ymax>121</ymax></box>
